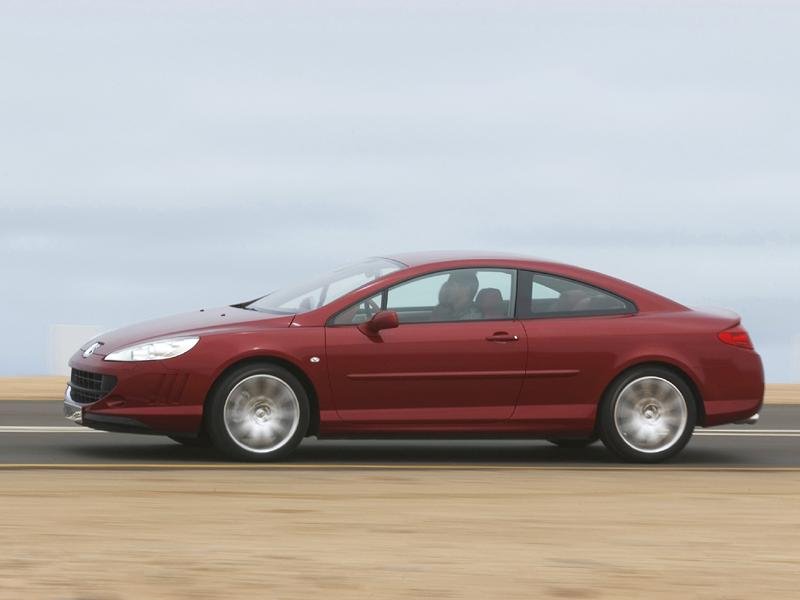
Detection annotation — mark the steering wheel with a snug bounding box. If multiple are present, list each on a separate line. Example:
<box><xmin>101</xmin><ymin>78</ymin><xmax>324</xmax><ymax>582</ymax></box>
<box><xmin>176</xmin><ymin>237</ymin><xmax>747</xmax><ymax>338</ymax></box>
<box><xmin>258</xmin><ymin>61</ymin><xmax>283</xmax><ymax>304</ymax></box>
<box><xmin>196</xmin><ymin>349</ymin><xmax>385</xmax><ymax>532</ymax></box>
<box><xmin>363</xmin><ymin>298</ymin><xmax>381</xmax><ymax>319</ymax></box>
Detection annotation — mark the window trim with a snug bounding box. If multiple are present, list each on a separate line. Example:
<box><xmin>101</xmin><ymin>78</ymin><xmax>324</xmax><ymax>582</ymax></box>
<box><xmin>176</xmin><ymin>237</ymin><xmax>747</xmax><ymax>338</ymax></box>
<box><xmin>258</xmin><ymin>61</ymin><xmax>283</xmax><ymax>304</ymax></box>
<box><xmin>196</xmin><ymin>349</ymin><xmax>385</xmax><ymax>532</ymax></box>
<box><xmin>327</xmin><ymin>267</ymin><xmax>518</xmax><ymax>326</ymax></box>
<box><xmin>514</xmin><ymin>270</ymin><xmax>637</xmax><ymax>320</ymax></box>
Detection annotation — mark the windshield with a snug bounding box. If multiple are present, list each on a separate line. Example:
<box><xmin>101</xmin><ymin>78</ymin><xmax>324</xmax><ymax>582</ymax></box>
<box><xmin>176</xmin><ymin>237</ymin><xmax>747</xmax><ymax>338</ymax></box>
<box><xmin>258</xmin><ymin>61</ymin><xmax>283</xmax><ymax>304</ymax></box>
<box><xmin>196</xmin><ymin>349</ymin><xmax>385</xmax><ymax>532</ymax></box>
<box><xmin>246</xmin><ymin>258</ymin><xmax>405</xmax><ymax>314</ymax></box>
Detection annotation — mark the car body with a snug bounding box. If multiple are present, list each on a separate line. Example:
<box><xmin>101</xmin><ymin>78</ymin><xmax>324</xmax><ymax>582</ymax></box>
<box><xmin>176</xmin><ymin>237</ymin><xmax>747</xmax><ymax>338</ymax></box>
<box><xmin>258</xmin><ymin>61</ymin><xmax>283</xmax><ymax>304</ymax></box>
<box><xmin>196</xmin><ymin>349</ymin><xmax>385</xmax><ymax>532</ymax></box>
<box><xmin>64</xmin><ymin>251</ymin><xmax>764</xmax><ymax>462</ymax></box>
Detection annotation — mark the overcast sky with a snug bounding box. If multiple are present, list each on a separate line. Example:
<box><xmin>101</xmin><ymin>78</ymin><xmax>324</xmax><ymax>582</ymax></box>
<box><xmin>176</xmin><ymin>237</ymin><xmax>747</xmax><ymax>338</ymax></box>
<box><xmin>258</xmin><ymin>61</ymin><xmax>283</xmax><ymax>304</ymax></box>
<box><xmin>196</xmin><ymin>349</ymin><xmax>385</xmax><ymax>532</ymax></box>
<box><xmin>1</xmin><ymin>1</ymin><xmax>798</xmax><ymax>381</ymax></box>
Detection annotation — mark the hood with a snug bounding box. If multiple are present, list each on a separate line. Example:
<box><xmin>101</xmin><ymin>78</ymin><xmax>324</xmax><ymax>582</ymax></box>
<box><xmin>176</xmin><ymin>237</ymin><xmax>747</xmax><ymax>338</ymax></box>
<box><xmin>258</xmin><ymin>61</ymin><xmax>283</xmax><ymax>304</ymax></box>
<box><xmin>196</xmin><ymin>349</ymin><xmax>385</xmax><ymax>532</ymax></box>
<box><xmin>85</xmin><ymin>306</ymin><xmax>294</xmax><ymax>357</ymax></box>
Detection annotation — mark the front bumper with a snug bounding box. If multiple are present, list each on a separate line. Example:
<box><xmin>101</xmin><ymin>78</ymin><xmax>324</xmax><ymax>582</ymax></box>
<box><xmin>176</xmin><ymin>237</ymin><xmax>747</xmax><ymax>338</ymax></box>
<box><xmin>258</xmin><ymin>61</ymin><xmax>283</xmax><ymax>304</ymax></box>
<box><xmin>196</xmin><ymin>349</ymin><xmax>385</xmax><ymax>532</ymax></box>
<box><xmin>64</xmin><ymin>383</ymin><xmax>176</xmax><ymax>434</ymax></box>
<box><xmin>64</xmin><ymin>353</ymin><xmax>209</xmax><ymax>435</ymax></box>
<box><xmin>63</xmin><ymin>386</ymin><xmax>83</xmax><ymax>424</ymax></box>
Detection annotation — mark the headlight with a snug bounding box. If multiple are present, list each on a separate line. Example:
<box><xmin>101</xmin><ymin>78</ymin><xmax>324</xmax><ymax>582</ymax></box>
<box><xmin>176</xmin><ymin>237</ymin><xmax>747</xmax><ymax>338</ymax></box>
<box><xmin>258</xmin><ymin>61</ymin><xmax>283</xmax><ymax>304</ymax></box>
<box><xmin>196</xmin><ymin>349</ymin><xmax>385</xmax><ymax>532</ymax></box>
<box><xmin>104</xmin><ymin>337</ymin><xmax>199</xmax><ymax>362</ymax></box>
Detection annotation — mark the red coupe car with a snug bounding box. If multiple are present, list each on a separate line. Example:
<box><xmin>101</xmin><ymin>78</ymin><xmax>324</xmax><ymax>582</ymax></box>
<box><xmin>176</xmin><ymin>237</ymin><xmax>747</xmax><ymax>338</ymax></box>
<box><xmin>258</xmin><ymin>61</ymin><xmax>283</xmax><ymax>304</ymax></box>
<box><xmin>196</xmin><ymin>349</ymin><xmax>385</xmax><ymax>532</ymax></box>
<box><xmin>64</xmin><ymin>251</ymin><xmax>763</xmax><ymax>462</ymax></box>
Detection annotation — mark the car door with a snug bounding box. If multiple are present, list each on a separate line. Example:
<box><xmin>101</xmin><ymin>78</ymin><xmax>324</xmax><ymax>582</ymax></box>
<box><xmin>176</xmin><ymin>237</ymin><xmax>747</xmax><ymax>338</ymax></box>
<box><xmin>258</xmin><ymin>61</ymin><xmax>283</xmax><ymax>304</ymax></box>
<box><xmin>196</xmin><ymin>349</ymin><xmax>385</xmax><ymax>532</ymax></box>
<box><xmin>324</xmin><ymin>268</ymin><xmax>526</xmax><ymax>426</ymax></box>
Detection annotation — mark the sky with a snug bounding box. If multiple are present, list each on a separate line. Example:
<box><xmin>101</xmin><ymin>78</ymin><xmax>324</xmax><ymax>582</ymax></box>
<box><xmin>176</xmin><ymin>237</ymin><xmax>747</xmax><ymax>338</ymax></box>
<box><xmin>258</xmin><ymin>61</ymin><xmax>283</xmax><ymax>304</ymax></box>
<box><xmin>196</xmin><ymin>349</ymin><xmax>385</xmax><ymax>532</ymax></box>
<box><xmin>1</xmin><ymin>1</ymin><xmax>799</xmax><ymax>381</ymax></box>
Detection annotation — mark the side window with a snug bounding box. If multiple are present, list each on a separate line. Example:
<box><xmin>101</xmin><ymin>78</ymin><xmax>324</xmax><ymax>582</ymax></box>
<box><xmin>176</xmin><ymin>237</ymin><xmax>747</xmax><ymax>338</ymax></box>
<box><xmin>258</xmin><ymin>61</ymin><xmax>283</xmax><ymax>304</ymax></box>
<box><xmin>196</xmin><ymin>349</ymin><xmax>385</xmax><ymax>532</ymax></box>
<box><xmin>387</xmin><ymin>268</ymin><xmax>515</xmax><ymax>323</ymax></box>
<box><xmin>330</xmin><ymin>293</ymin><xmax>382</xmax><ymax>325</ymax></box>
<box><xmin>522</xmin><ymin>272</ymin><xmax>634</xmax><ymax>318</ymax></box>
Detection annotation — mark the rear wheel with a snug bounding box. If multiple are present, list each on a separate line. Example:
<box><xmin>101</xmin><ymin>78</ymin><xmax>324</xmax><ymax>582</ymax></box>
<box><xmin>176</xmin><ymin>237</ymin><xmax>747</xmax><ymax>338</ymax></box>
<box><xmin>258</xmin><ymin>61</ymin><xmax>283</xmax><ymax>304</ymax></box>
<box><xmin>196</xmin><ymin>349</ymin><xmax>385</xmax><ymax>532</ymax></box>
<box><xmin>207</xmin><ymin>363</ymin><xmax>309</xmax><ymax>461</ymax></box>
<box><xmin>600</xmin><ymin>367</ymin><xmax>696</xmax><ymax>463</ymax></box>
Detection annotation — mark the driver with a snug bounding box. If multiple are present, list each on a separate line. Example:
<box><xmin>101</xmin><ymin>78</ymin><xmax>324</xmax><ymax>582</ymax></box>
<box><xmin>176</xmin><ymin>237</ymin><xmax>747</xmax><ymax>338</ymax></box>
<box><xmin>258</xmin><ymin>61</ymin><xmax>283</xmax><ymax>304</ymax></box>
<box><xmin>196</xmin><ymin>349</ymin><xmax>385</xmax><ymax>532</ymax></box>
<box><xmin>431</xmin><ymin>270</ymin><xmax>482</xmax><ymax>321</ymax></box>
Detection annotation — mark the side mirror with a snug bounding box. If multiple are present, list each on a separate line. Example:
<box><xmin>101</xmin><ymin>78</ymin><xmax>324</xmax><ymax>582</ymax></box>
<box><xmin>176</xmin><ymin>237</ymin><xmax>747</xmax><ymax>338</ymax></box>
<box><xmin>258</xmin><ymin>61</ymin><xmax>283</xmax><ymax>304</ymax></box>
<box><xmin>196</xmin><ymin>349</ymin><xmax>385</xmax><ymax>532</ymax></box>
<box><xmin>358</xmin><ymin>310</ymin><xmax>399</xmax><ymax>336</ymax></box>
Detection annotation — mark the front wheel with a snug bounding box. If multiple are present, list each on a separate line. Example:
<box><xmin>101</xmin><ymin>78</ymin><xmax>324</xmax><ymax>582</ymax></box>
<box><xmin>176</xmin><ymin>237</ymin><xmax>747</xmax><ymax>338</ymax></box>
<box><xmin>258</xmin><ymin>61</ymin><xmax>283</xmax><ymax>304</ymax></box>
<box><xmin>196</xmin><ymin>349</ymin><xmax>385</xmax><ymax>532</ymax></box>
<box><xmin>599</xmin><ymin>367</ymin><xmax>696</xmax><ymax>463</ymax></box>
<box><xmin>207</xmin><ymin>363</ymin><xmax>310</xmax><ymax>462</ymax></box>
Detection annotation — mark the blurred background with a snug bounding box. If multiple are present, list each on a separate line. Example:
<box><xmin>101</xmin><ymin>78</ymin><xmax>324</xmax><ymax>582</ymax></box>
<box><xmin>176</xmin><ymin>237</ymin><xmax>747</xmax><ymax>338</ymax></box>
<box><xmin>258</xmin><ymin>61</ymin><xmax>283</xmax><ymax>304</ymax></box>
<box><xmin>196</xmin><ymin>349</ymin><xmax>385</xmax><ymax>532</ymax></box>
<box><xmin>1</xmin><ymin>1</ymin><xmax>798</xmax><ymax>381</ymax></box>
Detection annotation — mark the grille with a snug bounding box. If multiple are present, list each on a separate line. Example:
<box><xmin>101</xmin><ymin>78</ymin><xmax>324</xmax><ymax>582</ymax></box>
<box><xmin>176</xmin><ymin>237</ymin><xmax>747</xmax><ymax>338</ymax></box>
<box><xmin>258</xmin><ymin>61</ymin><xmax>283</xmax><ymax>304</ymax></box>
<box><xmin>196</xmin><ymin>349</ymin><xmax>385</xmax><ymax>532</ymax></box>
<box><xmin>70</xmin><ymin>369</ymin><xmax>117</xmax><ymax>404</ymax></box>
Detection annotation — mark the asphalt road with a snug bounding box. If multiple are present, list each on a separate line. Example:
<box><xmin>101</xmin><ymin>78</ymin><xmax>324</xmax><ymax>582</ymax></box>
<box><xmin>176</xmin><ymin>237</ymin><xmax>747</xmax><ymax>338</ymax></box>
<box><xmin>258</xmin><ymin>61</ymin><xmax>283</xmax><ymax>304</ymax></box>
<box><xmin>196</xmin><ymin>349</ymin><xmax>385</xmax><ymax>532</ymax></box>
<box><xmin>0</xmin><ymin>400</ymin><xmax>798</xmax><ymax>468</ymax></box>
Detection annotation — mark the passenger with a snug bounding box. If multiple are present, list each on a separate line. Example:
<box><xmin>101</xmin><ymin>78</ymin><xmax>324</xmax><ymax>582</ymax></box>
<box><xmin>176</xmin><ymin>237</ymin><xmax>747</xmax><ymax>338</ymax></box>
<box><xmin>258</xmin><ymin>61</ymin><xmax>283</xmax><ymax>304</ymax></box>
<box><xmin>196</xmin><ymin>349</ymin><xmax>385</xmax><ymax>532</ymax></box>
<box><xmin>431</xmin><ymin>271</ymin><xmax>482</xmax><ymax>321</ymax></box>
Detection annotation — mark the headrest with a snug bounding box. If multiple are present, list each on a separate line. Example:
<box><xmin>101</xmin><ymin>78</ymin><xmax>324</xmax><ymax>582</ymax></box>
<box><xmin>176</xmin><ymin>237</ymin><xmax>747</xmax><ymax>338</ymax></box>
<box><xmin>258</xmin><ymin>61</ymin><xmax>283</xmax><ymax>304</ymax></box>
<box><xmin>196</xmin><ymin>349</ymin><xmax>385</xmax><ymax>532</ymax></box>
<box><xmin>476</xmin><ymin>287</ymin><xmax>503</xmax><ymax>307</ymax></box>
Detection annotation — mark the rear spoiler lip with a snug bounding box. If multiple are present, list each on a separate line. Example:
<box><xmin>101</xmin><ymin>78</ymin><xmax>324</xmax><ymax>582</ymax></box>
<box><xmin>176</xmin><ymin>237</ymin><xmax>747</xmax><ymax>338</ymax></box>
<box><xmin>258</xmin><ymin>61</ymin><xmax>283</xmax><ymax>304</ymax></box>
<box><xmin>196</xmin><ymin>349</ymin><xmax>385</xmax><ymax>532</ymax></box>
<box><xmin>688</xmin><ymin>305</ymin><xmax>742</xmax><ymax>328</ymax></box>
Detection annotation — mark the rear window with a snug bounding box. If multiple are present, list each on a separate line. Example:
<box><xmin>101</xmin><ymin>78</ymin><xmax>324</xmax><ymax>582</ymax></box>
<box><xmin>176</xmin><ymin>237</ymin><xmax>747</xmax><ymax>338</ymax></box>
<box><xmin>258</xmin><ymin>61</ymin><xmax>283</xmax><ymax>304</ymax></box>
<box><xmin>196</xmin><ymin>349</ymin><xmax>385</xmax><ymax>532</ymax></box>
<box><xmin>519</xmin><ymin>271</ymin><xmax>635</xmax><ymax>318</ymax></box>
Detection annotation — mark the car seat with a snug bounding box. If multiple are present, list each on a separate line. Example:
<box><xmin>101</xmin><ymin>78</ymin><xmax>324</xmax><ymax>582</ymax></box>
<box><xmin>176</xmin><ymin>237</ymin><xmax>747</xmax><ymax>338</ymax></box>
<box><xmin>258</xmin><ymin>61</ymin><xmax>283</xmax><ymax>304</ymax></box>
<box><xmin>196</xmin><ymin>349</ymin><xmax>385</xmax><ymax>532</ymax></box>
<box><xmin>475</xmin><ymin>288</ymin><xmax>506</xmax><ymax>319</ymax></box>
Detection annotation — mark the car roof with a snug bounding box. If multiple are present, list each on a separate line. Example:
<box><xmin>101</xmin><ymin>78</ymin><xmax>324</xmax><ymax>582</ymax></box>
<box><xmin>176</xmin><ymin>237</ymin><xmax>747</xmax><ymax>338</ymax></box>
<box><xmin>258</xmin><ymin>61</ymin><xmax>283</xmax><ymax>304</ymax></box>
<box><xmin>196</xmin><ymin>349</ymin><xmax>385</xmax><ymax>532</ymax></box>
<box><xmin>384</xmin><ymin>250</ymin><xmax>545</xmax><ymax>268</ymax></box>
<box><xmin>375</xmin><ymin>250</ymin><xmax>687</xmax><ymax>314</ymax></box>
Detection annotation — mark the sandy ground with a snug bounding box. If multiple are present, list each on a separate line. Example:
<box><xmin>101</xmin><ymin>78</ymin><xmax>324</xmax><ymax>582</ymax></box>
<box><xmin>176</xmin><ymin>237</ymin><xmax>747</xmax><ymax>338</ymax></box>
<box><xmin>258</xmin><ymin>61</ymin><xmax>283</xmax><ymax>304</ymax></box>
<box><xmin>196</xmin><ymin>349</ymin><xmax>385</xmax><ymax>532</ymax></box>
<box><xmin>0</xmin><ymin>377</ymin><xmax>66</xmax><ymax>401</ymax></box>
<box><xmin>762</xmin><ymin>384</ymin><xmax>800</xmax><ymax>404</ymax></box>
<box><xmin>0</xmin><ymin>469</ymin><xmax>798</xmax><ymax>599</ymax></box>
<box><xmin>1</xmin><ymin>376</ymin><xmax>797</xmax><ymax>404</ymax></box>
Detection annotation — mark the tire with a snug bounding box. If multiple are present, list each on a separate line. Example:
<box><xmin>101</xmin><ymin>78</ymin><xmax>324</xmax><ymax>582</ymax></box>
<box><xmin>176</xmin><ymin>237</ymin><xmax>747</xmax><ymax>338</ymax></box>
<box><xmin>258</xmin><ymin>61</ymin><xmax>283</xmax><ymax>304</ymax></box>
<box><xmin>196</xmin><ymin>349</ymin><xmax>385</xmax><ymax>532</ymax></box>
<box><xmin>206</xmin><ymin>362</ymin><xmax>310</xmax><ymax>462</ymax></box>
<box><xmin>599</xmin><ymin>366</ymin><xmax>697</xmax><ymax>463</ymax></box>
<box><xmin>168</xmin><ymin>433</ymin><xmax>213</xmax><ymax>448</ymax></box>
<box><xmin>547</xmin><ymin>437</ymin><xmax>598</xmax><ymax>449</ymax></box>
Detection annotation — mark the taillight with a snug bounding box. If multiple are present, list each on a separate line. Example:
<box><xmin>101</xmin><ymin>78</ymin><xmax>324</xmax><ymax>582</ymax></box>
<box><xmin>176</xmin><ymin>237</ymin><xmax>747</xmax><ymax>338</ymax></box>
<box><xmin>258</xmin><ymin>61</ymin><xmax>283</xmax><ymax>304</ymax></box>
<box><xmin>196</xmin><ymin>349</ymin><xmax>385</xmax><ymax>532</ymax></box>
<box><xmin>718</xmin><ymin>325</ymin><xmax>754</xmax><ymax>350</ymax></box>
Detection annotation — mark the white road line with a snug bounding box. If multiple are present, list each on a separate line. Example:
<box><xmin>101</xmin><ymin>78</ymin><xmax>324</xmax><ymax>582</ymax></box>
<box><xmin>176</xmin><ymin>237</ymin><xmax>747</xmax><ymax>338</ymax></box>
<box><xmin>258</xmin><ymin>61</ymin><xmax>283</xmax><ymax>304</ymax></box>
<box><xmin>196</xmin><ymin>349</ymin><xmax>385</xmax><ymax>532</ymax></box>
<box><xmin>700</xmin><ymin>429</ymin><xmax>800</xmax><ymax>433</ymax></box>
<box><xmin>696</xmin><ymin>433</ymin><xmax>800</xmax><ymax>437</ymax></box>
<box><xmin>1</xmin><ymin>463</ymin><xmax>800</xmax><ymax>472</ymax></box>
<box><xmin>0</xmin><ymin>426</ymin><xmax>106</xmax><ymax>433</ymax></box>
<box><xmin>0</xmin><ymin>426</ymin><xmax>799</xmax><ymax>437</ymax></box>
<box><xmin>695</xmin><ymin>432</ymin><xmax>800</xmax><ymax>437</ymax></box>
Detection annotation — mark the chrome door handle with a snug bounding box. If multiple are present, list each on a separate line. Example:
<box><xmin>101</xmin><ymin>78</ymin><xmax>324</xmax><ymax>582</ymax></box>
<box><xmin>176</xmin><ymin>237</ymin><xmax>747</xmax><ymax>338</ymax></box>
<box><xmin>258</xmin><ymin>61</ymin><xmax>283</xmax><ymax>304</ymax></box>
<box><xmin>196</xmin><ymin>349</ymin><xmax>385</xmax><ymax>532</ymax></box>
<box><xmin>486</xmin><ymin>333</ymin><xmax>519</xmax><ymax>342</ymax></box>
